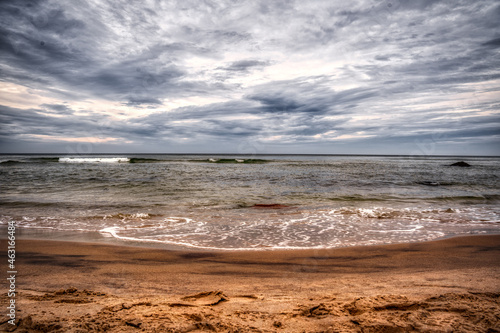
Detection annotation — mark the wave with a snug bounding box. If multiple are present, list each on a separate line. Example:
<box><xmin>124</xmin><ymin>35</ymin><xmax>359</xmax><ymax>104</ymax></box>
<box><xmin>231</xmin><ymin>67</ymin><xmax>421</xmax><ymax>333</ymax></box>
<box><xmin>202</xmin><ymin>158</ymin><xmax>269</xmax><ymax>164</ymax></box>
<box><xmin>0</xmin><ymin>160</ymin><xmax>23</xmax><ymax>165</ymax></box>
<box><xmin>0</xmin><ymin>201</ymin><xmax>62</xmax><ymax>208</ymax></box>
<box><xmin>323</xmin><ymin>194</ymin><xmax>500</xmax><ymax>203</ymax></box>
<box><xmin>59</xmin><ymin>157</ymin><xmax>130</xmax><ymax>163</ymax></box>
<box><xmin>102</xmin><ymin>212</ymin><xmax>155</xmax><ymax>220</ymax></box>
<box><xmin>30</xmin><ymin>157</ymin><xmax>60</xmax><ymax>163</ymax></box>
<box><xmin>431</xmin><ymin>195</ymin><xmax>500</xmax><ymax>202</ymax></box>
<box><xmin>2</xmin><ymin>157</ymin><xmax>165</xmax><ymax>164</ymax></box>
<box><xmin>97</xmin><ymin>205</ymin><xmax>500</xmax><ymax>250</ymax></box>
<box><xmin>330</xmin><ymin>207</ymin><xmax>448</xmax><ymax>219</ymax></box>
<box><xmin>0</xmin><ymin>157</ymin><xmax>60</xmax><ymax>165</ymax></box>
<box><xmin>4</xmin><ymin>203</ymin><xmax>499</xmax><ymax>250</ymax></box>
<box><xmin>327</xmin><ymin>195</ymin><xmax>392</xmax><ymax>202</ymax></box>
<box><xmin>1</xmin><ymin>157</ymin><xmax>165</xmax><ymax>164</ymax></box>
<box><xmin>129</xmin><ymin>158</ymin><xmax>163</xmax><ymax>163</ymax></box>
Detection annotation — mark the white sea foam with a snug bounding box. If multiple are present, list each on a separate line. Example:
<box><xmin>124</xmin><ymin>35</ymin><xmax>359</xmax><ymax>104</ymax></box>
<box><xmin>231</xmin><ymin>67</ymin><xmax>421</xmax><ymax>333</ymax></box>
<box><xmin>98</xmin><ymin>226</ymin><xmax>228</xmax><ymax>249</ymax></box>
<box><xmin>59</xmin><ymin>157</ymin><xmax>130</xmax><ymax>163</ymax></box>
<box><xmin>3</xmin><ymin>207</ymin><xmax>500</xmax><ymax>251</ymax></box>
<box><xmin>3</xmin><ymin>154</ymin><xmax>500</xmax><ymax>250</ymax></box>
<box><xmin>93</xmin><ymin>207</ymin><xmax>494</xmax><ymax>250</ymax></box>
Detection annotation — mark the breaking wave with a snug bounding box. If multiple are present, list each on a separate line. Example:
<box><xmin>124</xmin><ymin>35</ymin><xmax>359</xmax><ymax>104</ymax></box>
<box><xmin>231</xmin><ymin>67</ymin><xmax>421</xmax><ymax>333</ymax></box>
<box><xmin>59</xmin><ymin>157</ymin><xmax>130</xmax><ymax>163</ymax></box>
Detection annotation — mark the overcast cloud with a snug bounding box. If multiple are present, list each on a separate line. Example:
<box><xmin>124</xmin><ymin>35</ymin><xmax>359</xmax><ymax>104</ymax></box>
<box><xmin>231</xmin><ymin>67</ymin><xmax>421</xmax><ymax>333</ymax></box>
<box><xmin>0</xmin><ymin>0</ymin><xmax>499</xmax><ymax>155</ymax></box>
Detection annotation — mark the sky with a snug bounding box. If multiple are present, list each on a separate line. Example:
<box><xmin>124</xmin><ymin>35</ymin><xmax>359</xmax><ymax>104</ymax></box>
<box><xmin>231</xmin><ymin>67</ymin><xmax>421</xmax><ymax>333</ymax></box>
<box><xmin>0</xmin><ymin>0</ymin><xmax>499</xmax><ymax>155</ymax></box>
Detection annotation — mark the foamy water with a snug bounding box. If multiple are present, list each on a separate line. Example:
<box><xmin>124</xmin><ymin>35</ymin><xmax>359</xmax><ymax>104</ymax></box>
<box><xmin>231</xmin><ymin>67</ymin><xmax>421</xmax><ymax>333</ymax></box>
<box><xmin>1</xmin><ymin>154</ymin><xmax>499</xmax><ymax>250</ymax></box>
<box><xmin>59</xmin><ymin>157</ymin><xmax>130</xmax><ymax>163</ymax></box>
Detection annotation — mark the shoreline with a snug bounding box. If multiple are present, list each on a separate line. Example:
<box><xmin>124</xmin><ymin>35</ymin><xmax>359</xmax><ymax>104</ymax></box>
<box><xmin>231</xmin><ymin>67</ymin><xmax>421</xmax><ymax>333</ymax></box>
<box><xmin>2</xmin><ymin>234</ymin><xmax>500</xmax><ymax>331</ymax></box>
<box><xmin>7</xmin><ymin>225</ymin><xmax>500</xmax><ymax>252</ymax></box>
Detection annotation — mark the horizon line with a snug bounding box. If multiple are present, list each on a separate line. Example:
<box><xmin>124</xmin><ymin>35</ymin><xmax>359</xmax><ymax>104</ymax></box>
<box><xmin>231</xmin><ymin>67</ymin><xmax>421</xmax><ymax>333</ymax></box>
<box><xmin>1</xmin><ymin>153</ymin><xmax>499</xmax><ymax>158</ymax></box>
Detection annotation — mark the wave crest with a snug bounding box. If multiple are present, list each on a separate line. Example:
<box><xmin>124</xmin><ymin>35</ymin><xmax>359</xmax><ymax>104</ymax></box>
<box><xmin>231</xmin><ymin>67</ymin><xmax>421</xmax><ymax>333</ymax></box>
<box><xmin>59</xmin><ymin>157</ymin><xmax>130</xmax><ymax>163</ymax></box>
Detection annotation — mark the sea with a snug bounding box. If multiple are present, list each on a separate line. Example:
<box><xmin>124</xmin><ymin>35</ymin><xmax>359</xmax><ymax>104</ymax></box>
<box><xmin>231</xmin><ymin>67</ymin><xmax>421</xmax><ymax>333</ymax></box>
<box><xmin>1</xmin><ymin>154</ymin><xmax>499</xmax><ymax>250</ymax></box>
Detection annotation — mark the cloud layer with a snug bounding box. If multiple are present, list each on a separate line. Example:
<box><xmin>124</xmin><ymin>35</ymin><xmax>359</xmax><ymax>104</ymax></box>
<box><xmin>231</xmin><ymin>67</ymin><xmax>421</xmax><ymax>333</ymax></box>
<box><xmin>1</xmin><ymin>0</ymin><xmax>499</xmax><ymax>154</ymax></box>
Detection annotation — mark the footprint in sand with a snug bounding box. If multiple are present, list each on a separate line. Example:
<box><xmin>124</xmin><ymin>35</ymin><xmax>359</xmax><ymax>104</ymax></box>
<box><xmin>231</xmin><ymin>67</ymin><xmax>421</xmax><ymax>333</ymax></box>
<box><xmin>181</xmin><ymin>291</ymin><xmax>229</xmax><ymax>306</ymax></box>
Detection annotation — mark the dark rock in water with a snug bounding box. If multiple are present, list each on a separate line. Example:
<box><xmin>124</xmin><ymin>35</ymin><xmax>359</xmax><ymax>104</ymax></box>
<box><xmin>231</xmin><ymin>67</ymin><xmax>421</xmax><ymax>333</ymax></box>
<box><xmin>450</xmin><ymin>161</ymin><xmax>471</xmax><ymax>167</ymax></box>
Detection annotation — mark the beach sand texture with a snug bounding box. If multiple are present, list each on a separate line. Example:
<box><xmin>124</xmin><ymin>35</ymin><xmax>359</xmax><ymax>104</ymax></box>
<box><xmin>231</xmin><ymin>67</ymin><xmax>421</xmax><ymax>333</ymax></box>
<box><xmin>1</xmin><ymin>235</ymin><xmax>500</xmax><ymax>332</ymax></box>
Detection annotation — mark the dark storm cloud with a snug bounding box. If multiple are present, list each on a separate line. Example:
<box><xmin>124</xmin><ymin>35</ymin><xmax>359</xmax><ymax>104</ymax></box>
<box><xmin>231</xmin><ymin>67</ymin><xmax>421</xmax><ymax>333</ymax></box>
<box><xmin>482</xmin><ymin>37</ymin><xmax>500</xmax><ymax>48</ymax></box>
<box><xmin>0</xmin><ymin>0</ymin><xmax>499</xmax><ymax>154</ymax></box>
<box><xmin>367</xmin><ymin>126</ymin><xmax>500</xmax><ymax>147</ymax></box>
<box><xmin>0</xmin><ymin>105</ymin><xmax>109</xmax><ymax>137</ymax></box>
<box><xmin>0</xmin><ymin>106</ymin><xmax>95</xmax><ymax>139</ymax></box>
<box><xmin>0</xmin><ymin>0</ymin><xmax>217</xmax><ymax>103</ymax></box>
<box><xmin>247</xmin><ymin>81</ymin><xmax>378</xmax><ymax>116</ymax></box>
<box><xmin>0</xmin><ymin>103</ymin><xmax>171</xmax><ymax>144</ymax></box>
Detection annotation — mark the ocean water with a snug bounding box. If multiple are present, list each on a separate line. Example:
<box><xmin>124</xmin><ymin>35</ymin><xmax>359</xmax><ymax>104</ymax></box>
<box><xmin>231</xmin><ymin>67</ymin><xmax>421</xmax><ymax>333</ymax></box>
<box><xmin>1</xmin><ymin>154</ymin><xmax>499</xmax><ymax>250</ymax></box>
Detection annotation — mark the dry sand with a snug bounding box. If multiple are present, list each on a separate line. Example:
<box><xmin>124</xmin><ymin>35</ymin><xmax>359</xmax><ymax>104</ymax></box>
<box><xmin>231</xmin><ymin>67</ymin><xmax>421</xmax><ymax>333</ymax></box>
<box><xmin>1</xmin><ymin>235</ymin><xmax>500</xmax><ymax>332</ymax></box>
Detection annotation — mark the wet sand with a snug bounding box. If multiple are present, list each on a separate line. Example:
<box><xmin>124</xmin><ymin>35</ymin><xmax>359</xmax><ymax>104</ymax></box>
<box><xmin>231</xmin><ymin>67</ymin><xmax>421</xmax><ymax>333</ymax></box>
<box><xmin>1</xmin><ymin>235</ymin><xmax>500</xmax><ymax>332</ymax></box>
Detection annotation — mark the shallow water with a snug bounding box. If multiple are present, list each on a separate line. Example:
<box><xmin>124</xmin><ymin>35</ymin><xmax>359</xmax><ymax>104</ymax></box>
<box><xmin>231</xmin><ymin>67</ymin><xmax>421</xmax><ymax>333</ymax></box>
<box><xmin>1</xmin><ymin>154</ymin><xmax>499</xmax><ymax>249</ymax></box>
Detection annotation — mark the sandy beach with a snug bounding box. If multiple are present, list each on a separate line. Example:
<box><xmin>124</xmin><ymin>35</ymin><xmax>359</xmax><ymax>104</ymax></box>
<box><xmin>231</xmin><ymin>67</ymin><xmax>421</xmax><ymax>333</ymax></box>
<box><xmin>0</xmin><ymin>235</ymin><xmax>499</xmax><ymax>332</ymax></box>
<box><xmin>2</xmin><ymin>0</ymin><xmax>500</xmax><ymax>329</ymax></box>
